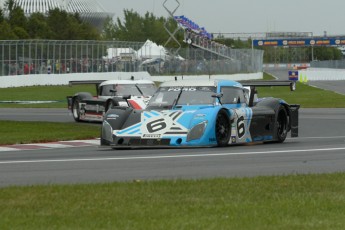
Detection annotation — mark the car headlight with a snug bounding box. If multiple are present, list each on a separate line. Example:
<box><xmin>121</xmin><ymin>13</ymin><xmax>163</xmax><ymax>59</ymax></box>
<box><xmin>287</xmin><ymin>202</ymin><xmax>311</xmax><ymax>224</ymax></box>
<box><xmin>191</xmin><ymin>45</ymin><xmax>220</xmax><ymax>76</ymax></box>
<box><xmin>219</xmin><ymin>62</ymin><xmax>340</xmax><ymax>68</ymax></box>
<box><xmin>187</xmin><ymin>121</ymin><xmax>208</xmax><ymax>142</ymax></box>
<box><xmin>102</xmin><ymin>120</ymin><xmax>113</xmax><ymax>142</ymax></box>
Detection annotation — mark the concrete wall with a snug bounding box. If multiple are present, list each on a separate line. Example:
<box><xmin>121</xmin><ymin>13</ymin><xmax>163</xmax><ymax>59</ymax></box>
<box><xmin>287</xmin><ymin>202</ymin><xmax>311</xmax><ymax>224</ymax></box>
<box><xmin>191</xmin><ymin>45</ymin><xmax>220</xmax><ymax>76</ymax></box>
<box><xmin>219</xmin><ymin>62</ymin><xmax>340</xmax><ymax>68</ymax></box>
<box><xmin>0</xmin><ymin>72</ymin><xmax>263</xmax><ymax>88</ymax></box>
<box><xmin>0</xmin><ymin>72</ymin><xmax>151</xmax><ymax>88</ymax></box>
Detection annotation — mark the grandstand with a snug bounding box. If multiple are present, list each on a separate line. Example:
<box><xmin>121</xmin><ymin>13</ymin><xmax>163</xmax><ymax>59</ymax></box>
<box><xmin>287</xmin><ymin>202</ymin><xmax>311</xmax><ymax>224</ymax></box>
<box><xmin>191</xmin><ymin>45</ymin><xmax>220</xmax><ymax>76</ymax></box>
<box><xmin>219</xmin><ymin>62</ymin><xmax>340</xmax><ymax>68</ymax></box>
<box><xmin>0</xmin><ymin>0</ymin><xmax>113</xmax><ymax>29</ymax></box>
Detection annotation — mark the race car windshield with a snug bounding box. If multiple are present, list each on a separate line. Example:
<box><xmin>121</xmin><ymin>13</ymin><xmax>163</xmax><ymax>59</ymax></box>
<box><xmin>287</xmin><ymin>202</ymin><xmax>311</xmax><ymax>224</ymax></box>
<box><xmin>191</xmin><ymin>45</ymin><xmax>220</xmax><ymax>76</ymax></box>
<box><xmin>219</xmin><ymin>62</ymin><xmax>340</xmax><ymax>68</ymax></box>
<box><xmin>101</xmin><ymin>84</ymin><xmax>142</xmax><ymax>96</ymax></box>
<box><xmin>137</xmin><ymin>84</ymin><xmax>157</xmax><ymax>96</ymax></box>
<box><xmin>147</xmin><ymin>86</ymin><xmax>216</xmax><ymax>109</ymax></box>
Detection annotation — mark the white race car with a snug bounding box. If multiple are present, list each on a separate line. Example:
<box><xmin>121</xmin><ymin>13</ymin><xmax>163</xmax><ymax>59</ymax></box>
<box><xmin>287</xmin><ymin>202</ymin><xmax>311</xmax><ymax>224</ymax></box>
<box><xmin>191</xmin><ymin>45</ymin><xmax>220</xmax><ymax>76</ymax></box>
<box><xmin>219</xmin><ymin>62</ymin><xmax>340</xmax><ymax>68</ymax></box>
<box><xmin>67</xmin><ymin>79</ymin><xmax>157</xmax><ymax>122</ymax></box>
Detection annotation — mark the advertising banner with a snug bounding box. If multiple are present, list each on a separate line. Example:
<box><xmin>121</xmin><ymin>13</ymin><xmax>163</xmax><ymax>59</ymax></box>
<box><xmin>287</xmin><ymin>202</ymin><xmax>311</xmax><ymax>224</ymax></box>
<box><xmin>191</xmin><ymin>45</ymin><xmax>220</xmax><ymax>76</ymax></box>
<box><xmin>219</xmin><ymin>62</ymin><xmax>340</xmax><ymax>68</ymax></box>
<box><xmin>253</xmin><ymin>37</ymin><xmax>345</xmax><ymax>47</ymax></box>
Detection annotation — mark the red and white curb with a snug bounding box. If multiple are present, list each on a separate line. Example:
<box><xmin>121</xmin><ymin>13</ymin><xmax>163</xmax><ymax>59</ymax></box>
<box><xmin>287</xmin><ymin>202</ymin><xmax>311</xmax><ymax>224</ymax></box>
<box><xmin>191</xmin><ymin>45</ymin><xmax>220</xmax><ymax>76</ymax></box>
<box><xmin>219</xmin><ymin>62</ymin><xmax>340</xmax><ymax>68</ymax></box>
<box><xmin>0</xmin><ymin>139</ymin><xmax>100</xmax><ymax>152</ymax></box>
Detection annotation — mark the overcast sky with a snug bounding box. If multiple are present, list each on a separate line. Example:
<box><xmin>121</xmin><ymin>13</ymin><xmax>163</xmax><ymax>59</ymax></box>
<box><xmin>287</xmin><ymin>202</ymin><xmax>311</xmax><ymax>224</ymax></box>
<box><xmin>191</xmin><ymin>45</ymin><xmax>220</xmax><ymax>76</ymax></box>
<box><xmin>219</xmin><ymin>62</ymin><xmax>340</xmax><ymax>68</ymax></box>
<box><xmin>97</xmin><ymin>0</ymin><xmax>345</xmax><ymax>37</ymax></box>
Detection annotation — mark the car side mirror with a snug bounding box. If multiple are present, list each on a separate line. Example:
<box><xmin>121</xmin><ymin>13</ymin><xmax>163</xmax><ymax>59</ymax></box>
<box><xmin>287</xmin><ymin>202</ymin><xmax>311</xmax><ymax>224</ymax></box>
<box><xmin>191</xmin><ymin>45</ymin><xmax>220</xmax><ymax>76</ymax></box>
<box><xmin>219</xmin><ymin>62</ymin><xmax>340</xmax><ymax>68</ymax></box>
<box><xmin>211</xmin><ymin>93</ymin><xmax>223</xmax><ymax>99</ymax></box>
<box><xmin>212</xmin><ymin>93</ymin><xmax>223</xmax><ymax>105</ymax></box>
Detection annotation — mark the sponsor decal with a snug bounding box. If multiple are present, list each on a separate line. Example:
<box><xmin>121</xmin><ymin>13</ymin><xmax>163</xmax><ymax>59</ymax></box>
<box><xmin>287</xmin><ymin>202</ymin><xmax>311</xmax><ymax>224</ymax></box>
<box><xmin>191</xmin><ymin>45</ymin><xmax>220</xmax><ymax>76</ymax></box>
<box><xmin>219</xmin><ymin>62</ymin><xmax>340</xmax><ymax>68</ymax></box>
<box><xmin>107</xmin><ymin>114</ymin><xmax>119</xmax><ymax>120</ymax></box>
<box><xmin>168</xmin><ymin>87</ymin><xmax>197</xmax><ymax>92</ymax></box>
<box><xmin>143</xmin><ymin>134</ymin><xmax>162</xmax><ymax>138</ymax></box>
<box><xmin>209</xmin><ymin>137</ymin><xmax>216</xmax><ymax>142</ymax></box>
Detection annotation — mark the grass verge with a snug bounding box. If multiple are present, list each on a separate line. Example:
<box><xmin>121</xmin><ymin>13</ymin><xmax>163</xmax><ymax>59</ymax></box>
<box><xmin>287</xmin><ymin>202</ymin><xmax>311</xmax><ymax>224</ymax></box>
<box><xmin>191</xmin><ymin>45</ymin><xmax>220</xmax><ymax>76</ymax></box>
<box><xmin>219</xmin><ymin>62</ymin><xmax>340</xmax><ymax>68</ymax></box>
<box><xmin>0</xmin><ymin>121</ymin><xmax>100</xmax><ymax>145</ymax></box>
<box><xmin>0</xmin><ymin>85</ymin><xmax>96</xmax><ymax>108</ymax></box>
<box><xmin>258</xmin><ymin>81</ymin><xmax>345</xmax><ymax>108</ymax></box>
<box><xmin>1</xmin><ymin>173</ymin><xmax>345</xmax><ymax>229</ymax></box>
<box><xmin>259</xmin><ymin>72</ymin><xmax>345</xmax><ymax>107</ymax></box>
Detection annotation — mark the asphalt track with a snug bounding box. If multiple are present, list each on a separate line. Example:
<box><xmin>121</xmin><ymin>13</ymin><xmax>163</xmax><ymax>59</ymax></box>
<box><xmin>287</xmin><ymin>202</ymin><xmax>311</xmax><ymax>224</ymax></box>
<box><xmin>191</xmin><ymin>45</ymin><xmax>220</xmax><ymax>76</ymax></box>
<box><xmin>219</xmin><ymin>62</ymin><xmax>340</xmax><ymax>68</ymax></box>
<box><xmin>1</xmin><ymin>70</ymin><xmax>345</xmax><ymax>187</ymax></box>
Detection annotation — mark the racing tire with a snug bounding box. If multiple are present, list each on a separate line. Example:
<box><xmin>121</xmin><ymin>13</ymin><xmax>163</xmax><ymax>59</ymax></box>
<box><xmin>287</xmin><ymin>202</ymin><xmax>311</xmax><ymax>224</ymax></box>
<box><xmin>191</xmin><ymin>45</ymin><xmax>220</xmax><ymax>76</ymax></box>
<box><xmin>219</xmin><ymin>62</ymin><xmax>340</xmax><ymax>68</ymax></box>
<box><xmin>276</xmin><ymin>105</ymin><xmax>288</xmax><ymax>143</ymax></box>
<box><xmin>215</xmin><ymin>110</ymin><xmax>231</xmax><ymax>147</ymax></box>
<box><xmin>72</xmin><ymin>98</ymin><xmax>81</xmax><ymax>122</ymax></box>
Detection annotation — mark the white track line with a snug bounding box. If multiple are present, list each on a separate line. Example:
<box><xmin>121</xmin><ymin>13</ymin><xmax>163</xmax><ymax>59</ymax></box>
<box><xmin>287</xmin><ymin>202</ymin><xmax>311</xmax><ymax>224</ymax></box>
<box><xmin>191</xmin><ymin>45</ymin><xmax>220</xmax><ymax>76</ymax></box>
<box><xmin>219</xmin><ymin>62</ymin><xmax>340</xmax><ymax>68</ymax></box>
<box><xmin>1</xmin><ymin>147</ymin><xmax>345</xmax><ymax>165</ymax></box>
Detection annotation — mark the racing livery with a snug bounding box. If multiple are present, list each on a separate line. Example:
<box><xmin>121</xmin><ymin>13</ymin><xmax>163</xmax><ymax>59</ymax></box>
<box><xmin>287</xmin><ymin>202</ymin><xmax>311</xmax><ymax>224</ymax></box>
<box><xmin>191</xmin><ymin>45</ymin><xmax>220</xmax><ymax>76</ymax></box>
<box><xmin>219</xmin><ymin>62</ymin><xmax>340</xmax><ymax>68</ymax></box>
<box><xmin>101</xmin><ymin>79</ymin><xmax>299</xmax><ymax>148</ymax></box>
<box><xmin>67</xmin><ymin>79</ymin><xmax>156</xmax><ymax>122</ymax></box>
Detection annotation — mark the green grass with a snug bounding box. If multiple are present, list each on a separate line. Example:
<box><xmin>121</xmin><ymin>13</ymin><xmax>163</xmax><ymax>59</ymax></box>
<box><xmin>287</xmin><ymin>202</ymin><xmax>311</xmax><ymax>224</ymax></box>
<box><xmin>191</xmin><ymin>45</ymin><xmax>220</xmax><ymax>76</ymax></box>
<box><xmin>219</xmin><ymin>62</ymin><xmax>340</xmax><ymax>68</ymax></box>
<box><xmin>0</xmin><ymin>120</ymin><xmax>100</xmax><ymax>145</ymax></box>
<box><xmin>1</xmin><ymin>173</ymin><xmax>345</xmax><ymax>229</ymax></box>
<box><xmin>259</xmin><ymin>72</ymin><xmax>345</xmax><ymax>108</ymax></box>
<box><xmin>0</xmin><ymin>85</ymin><xmax>96</xmax><ymax>108</ymax></box>
<box><xmin>258</xmin><ymin>82</ymin><xmax>345</xmax><ymax>108</ymax></box>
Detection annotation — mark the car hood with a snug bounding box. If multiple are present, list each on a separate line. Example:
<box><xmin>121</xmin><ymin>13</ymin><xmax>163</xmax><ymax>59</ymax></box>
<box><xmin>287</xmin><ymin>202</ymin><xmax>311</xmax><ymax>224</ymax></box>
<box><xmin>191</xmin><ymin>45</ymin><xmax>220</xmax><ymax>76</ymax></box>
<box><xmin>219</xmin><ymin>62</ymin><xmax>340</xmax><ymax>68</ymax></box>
<box><xmin>114</xmin><ymin>106</ymin><xmax>221</xmax><ymax>138</ymax></box>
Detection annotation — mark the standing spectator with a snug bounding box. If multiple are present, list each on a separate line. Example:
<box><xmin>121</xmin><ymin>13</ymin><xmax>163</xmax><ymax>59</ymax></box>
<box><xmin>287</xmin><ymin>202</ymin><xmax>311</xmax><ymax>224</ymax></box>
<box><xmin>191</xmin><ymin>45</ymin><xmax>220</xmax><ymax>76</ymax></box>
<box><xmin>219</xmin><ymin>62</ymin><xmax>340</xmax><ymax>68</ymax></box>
<box><xmin>47</xmin><ymin>62</ymin><xmax>51</xmax><ymax>74</ymax></box>
<box><xmin>30</xmin><ymin>63</ymin><xmax>35</xmax><ymax>74</ymax></box>
<box><xmin>24</xmin><ymin>63</ymin><xmax>29</xmax><ymax>75</ymax></box>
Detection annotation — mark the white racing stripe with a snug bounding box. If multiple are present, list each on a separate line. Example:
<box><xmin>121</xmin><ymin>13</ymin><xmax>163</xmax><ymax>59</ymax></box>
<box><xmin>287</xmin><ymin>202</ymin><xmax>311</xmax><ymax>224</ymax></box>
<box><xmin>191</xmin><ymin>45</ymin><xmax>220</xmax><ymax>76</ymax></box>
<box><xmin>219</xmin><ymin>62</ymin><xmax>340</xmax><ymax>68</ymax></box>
<box><xmin>288</xmin><ymin>136</ymin><xmax>345</xmax><ymax>140</ymax></box>
<box><xmin>1</xmin><ymin>147</ymin><xmax>345</xmax><ymax>165</ymax></box>
<box><xmin>0</xmin><ymin>139</ymin><xmax>100</xmax><ymax>152</ymax></box>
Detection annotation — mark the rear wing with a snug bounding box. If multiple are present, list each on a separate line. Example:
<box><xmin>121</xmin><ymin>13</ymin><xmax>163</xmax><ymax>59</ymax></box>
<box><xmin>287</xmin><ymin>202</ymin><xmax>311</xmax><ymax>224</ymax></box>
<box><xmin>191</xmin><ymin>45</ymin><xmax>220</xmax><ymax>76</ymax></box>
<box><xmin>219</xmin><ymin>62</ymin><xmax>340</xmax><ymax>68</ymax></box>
<box><xmin>240</xmin><ymin>80</ymin><xmax>296</xmax><ymax>90</ymax></box>
<box><xmin>68</xmin><ymin>80</ymin><xmax>107</xmax><ymax>95</ymax></box>
<box><xmin>239</xmin><ymin>80</ymin><xmax>296</xmax><ymax>107</ymax></box>
<box><xmin>68</xmin><ymin>80</ymin><xmax>106</xmax><ymax>86</ymax></box>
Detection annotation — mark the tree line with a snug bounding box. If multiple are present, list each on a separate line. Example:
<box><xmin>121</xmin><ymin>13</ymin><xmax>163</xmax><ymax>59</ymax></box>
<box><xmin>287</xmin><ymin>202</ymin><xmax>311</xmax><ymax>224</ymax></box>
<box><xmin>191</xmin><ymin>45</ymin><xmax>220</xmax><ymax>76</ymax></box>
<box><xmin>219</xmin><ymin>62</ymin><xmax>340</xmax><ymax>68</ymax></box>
<box><xmin>0</xmin><ymin>0</ymin><xmax>183</xmax><ymax>46</ymax></box>
<box><xmin>0</xmin><ymin>0</ymin><xmax>99</xmax><ymax>40</ymax></box>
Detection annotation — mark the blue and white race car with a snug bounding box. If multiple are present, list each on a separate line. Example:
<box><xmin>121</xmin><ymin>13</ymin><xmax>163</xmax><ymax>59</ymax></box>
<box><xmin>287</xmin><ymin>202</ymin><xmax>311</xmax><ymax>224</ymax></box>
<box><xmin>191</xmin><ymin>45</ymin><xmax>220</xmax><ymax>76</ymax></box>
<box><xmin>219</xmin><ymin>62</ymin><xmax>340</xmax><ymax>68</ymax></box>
<box><xmin>101</xmin><ymin>79</ymin><xmax>299</xmax><ymax>148</ymax></box>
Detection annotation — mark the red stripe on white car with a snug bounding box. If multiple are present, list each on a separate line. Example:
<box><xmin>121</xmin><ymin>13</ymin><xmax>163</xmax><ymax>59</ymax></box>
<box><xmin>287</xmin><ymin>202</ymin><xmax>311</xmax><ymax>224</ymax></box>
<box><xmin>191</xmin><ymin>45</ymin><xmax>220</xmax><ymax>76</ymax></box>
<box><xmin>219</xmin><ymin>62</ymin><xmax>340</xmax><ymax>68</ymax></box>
<box><xmin>128</xmin><ymin>99</ymin><xmax>143</xmax><ymax>109</ymax></box>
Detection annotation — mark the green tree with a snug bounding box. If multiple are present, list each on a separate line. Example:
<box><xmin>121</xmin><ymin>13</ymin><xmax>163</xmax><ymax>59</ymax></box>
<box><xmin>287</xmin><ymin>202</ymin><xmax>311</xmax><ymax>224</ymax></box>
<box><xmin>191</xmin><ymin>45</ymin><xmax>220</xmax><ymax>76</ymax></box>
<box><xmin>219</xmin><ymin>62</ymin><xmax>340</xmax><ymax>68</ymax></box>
<box><xmin>47</xmin><ymin>8</ymin><xmax>71</xmax><ymax>39</ymax></box>
<box><xmin>115</xmin><ymin>10</ymin><xmax>145</xmax><ymax>41</ymax></box>
<box><xmin>313</xmin><ymin>47</ymin><xmax>342</xmax><ymax>61</ymax></box>
<box><xmin>46</xmin><ymin>9</ymin><xmax>99</xmax><ymax>40</ymax></box>
<box><xmin>7</xmin><ymin>3</ymin><xmax>27</xmax><ymax>30</ymax></box>
<box><xmin>27</xmin><ymin>12</ymin><xmax>52</xmax><ymax>39</ymax></box>
<box><xmin>0</xmin><ymin>7</ymin><xmax>4</xmax><ymax>23</ymax></box>
<box><xmin>12</xmin><ymin>26</ymin><xmax>29</xmax><ymax>39</ymax></box>
<box><xmin>0</xmin><ymin>20</ymin><xmax>17</xmax><ymax>39</ymax></box>
<box><xmin>104</xmin><ymin>9</ymin><xmax>184</xmax><ymax>48</ymax></box>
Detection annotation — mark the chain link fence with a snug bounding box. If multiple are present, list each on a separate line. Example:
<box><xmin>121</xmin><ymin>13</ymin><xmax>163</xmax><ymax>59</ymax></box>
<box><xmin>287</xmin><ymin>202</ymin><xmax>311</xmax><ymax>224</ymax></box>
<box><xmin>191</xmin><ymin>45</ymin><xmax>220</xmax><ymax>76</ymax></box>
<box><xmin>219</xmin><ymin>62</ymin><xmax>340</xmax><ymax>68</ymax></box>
<box><xmin>310</xmin><ymin>60</ymin><xmax>345</xmax><ymax>69</ymax></box>
<box><xmin>0</xmin><ymin>40</ymin><xmax>263</xmax><ymax>77</ymax></box>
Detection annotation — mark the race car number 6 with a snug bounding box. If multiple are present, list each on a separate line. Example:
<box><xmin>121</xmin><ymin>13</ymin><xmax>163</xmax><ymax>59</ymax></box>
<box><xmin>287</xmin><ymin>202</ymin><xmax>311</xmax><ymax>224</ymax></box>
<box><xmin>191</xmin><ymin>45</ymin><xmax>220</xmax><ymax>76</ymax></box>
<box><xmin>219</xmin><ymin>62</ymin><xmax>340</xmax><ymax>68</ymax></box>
<box><xmin>146</xmin><ymin>118</ymin><xmax>167</xmax><ymax>133</ymax></box>
<box><xmin>237</xmin><ymin>116</ymin><xmax>245</xmax><ymax>138</ymax></box>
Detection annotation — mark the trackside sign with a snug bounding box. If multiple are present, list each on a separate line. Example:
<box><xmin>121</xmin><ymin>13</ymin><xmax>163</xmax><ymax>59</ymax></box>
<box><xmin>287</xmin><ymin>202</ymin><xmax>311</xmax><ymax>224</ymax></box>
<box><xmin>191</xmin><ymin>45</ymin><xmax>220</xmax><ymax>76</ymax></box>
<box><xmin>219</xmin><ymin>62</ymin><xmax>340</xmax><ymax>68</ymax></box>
<box><xmin>253</xmin><ymin>37</ymin><xmax>345</xmax><ymax>47</ymax></box>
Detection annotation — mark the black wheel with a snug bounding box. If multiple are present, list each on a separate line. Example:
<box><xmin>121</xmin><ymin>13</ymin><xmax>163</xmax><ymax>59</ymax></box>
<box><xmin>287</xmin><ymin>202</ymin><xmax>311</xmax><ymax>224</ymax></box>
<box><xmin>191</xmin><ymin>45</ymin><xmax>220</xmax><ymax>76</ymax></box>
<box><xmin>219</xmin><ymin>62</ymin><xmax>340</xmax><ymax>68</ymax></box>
<box><xmin>215</xmin><ymin>110</ymin><xmax>231</xmax><ymax>147</ymax></box>
<box><xmin>72</xmin><ymin>98</ymin><xmax>81</xmax><ymax>122</ymax></box>
<box><xmin>276</xmin><ymin>106</ymin><xmax>288</xmax><ymax>143</ymax></box>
